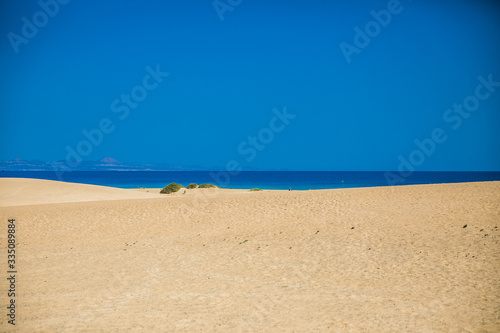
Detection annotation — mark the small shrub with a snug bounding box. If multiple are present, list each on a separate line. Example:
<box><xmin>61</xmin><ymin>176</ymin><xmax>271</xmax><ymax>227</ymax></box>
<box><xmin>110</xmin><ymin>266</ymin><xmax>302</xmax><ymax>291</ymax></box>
<box><xmin>186</xmin><ymin>183</ymin><xmax>198</xmax><ymax>189</ymax></box>
<box><xmin>250</xmin><ymin>188</ymin><xmax>262</xmax><ymax>191</ymax></box>
<box><xmin>198</xmin><ymin>183</ymin><xmax>220</xmax><ymax>189</ymax></box>
<box><xmin>160</xmin><ymin>182</ymin><xmax>184</xmax><ymax>194</ymax></box>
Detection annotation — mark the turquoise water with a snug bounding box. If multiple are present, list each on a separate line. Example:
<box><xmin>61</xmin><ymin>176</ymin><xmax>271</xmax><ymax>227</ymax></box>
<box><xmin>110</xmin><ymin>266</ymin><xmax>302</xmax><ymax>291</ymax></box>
<box><xmin>1</xmin><ymin>171</ymin><xmax>499</xmax><ymax>190</ymax></box>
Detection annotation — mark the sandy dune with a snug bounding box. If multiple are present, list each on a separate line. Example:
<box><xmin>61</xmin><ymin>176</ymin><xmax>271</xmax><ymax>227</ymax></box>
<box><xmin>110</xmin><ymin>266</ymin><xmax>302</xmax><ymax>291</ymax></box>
<box><xmin>0</xmin><ymin>178</ymin><xmax>165</xmax><ymax>207</ymax></box>
<box><xmin>0</xmin><ymin>179</ymin><xmax>499</xmax><ymax>332</ymax></box>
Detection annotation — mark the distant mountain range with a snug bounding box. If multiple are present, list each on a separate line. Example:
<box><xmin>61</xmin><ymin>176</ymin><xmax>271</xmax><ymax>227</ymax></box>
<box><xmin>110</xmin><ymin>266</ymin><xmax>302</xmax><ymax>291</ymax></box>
<box><xmin>0</xmin><ymin>158</ymin><xmax>211</xmax><ymax>171</ymax></box>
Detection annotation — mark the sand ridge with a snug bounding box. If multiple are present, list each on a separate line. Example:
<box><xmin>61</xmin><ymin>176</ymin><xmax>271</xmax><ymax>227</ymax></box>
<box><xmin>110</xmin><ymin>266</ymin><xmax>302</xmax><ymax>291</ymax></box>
<box><xmin>0</xmin><ymin>179</ymin><xmax>499</xmax><ymax>331</ymax></box>
<box><xmin>0</xmin><ymin>178</ymin><xmax>166</xmax><ymax>207</ymax></box>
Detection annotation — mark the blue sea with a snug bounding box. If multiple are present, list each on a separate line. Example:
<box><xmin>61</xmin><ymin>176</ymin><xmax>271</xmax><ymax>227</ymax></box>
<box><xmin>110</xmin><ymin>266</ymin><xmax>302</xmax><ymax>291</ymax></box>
<box><xmin>1</xmin><ymin>171</ymin><xmax>499</xmax><ymax>190</ymax></box>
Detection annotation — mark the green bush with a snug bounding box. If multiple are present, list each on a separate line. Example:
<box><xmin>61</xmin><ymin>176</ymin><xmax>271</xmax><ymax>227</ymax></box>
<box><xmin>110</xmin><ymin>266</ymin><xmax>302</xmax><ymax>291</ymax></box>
<box><xmin>186</xmin><ymin>183</ymin><xmax>198</xmax><ymax>189</ymax></box>
<box><xmin>160</xmin><ymin>182</ymin><xmax>184</xmax><ymax>194</ymax></box>
<box><xmin>198</xmin><ymin>183</ymin><xmax>220</xmax><ymax>189</ymax></box>
<box><xmin>250</xmin><ymin>188</ymin><xmax>262</xmax><ymax>191</ymax></box>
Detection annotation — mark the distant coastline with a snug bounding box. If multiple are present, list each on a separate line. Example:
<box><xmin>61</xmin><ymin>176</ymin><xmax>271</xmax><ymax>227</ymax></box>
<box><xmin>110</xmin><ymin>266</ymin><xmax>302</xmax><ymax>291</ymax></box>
<box><xmin>1</xmin><ymin>170</ymin><xmax>499</xmax><ymax>191</ymax></box>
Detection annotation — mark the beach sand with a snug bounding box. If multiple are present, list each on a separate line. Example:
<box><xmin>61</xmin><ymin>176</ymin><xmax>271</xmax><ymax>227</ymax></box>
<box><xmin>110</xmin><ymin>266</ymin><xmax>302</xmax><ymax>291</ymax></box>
<box><xmin>0</xmin><ymin>178</ymin><xmax>499</xmax><ymax>332</ymax></box>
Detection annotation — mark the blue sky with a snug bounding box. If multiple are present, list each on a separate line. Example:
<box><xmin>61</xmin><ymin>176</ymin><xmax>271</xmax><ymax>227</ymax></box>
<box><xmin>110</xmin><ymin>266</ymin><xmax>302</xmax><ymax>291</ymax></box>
<box><xmin>1</xmin><ymin>0</ymin><xmax>499</xmax><ymax>171</ymax></box>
